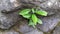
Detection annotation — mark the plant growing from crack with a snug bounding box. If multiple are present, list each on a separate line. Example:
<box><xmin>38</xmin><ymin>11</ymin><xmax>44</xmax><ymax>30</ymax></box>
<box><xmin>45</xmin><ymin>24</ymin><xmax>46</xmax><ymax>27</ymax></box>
<box><xmin>19</xmin><ymin>8</ymin><xmax>48</xmax><ymax>28</ymax></box>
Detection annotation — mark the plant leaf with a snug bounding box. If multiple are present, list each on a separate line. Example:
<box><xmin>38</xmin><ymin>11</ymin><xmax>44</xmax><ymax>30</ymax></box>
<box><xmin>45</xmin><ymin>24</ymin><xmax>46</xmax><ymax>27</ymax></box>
<box><xmin>28</xmin><ymin>20</ymin><xmax>36</xmax><ymax>28</ymax></box>
<box><xmin>38</xmin><ymin>18</ymin><xmax>43</xmax><ymax>24</ymax></box>
<box><xmin>28</xmin><ymin>20</ymin><xmax>34</xmax><ymax>25</ymax></box>
<box><xmin>35</xmin><ymin>10</ymin><xmax>48</xmax><ymax>16</ymax></box>
<box><xmin>32</xmin><ymin>8</ymin><xmax>35</xmax><ymax>13</ymax></box>
<box><xmin>22</xmin><ymin>14</ymin><xmax>31</xmax><ymax>19</ymax></box>
<box><xmin>31</xmin><ymin>14</ymin><xmax>38</xmax><ymax>25</ymax></box>
<box><xmin>19</xmin><ymin>9</ymin><xmax>31</xmax><ymax>15</ymax></box>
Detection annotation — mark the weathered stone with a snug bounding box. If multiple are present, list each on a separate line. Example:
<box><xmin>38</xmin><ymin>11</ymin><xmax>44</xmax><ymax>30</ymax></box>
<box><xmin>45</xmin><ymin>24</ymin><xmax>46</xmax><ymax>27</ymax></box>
<box><xmin>53</xmin><ymin>26</ymin><xmax>60</xmax><ymax>34</ymax></box>
<box><xmin>37</xmin><ymin>12</ymin><xmax>60</xmax><ymax>32</ymax></box>
<box><xmin>16</xmin><ymin>0</ymin><xmax>60</xmax><ymax>15</ymax></box>
<box><xmin>0</xmin><ymin>12</ymin><xmax>20</xmax><ymax>29</ymax></box>
<box><xmin>0</xmin><ymin>0</ymin><xmax>22</xmax><ymax>29</ymax></box>
<box><xmin>40</xmin><ymin>0</ymin><xmax>60</xmax><ymax>9</ymax></box>
<box><xmin>25</xmin><ymin>29</ymin><xmax>44</xmax><ymax>34</ymax></box>
<box><xmin>39</xmin><ymin>0</ymin><xmax>60</xmax><ymax>15</ymax></box>
<box><xmin>0</xmin><ymin>0</ymin><xmax>60</xmax><ymax>14</ymax></box>
<box><xmin>16</xmin><ymin>0</ymin><xmax>60</xmax><ymax>32</ymax></box>
<box><xmin>0</xmin><ymin>0</ymin><xmax>59</xmax><ymax>13</ymax></box>
<box><xmin>0</xmin><ymin>29</ymin><xmax>19</xmax><ymax>34</ymax></box>
<box><xmin>0</xmin><ymin>0</ymin><xmax>60</xmax><ymax>32</ymax></box>
<box><xmin>0</xmin><ymin>0</ymin><xmax>22</xmax><ymax>13</ymax></box>
<box><xmin>13</xmin><ymin>20</ymin><xmax>34</xmax><ymax>33</ymax></box>
<box><xmin>12</xmin><ymin>21</ymin><xmax>44</xmax><ymax>34</ymax></box>
<box><xmin>19</xmin><ymin>25</ymin><xmax>34</xmax><ymax>33</ymax></box>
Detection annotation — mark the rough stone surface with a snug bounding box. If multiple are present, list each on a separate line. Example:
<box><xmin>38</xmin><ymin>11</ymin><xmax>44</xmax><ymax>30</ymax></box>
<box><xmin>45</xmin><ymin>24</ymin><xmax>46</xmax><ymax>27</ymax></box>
<box><xmin>25</xmin><ymin>29</ymin><xmax>44</xmax><ymax>34</ymax></box>
<box><xmin>16</xmin><ymin>0</ymin><xmax>60</xmax><ymax>32</ymax></box>
<box><xmin>11</xmin><ymin>20</ymin><xmax>44</xmax><ymax>34</ymax></box>
<box><xmin>0</xmin><ymin>0</ymin><xmax>22</xmax><ymax>13</ymax></box>
<box><xmin>0</xmin><ymin>0</ymin><xmax>60</xmax><ymax>33</ymax></box>
<box><xmin>0</xmin><ymin>0</ymin><xmax>22</xmax><ymax>29</ymax></box>
<box><xmin>0</xmin><ymin>29</ymin><xmax>19</xmax><ymax>34</ymax></box>
<box><xmin>39</xmin><ymin>0</ymin><xmax>60</xmax><ymax>15</ymax></box>
<box><xmin>37</xmin><ymin>11</ymin><xmax>60</xmax><ymax>32</ymax></box>
<box><xmin>0</xmin><ymin>12</ymin><xmax>20</xmax><ymax>29</ymax></box>
<box><xmin>19</xmin><ymin>24</ymin><xmax>34</xmax><ymax>33</ymax></box>
<box><xmin>13</xmin><ymin>20</ymin><xmax>34</xmax><ymax>33</ymax></box>
<box><xmin>53</xmin><ymin>26</ymin><xmax>60</xmax><ymax>34</ymax></box>
<box><xmin>17</xmin><ymin>0</ymin><xmax>60</xmax><ymax>15</ymax></box>
<box><xmin>0</xmin><ymin>0</ymin><xmax>60</xmax><ymax>14</ymax></box>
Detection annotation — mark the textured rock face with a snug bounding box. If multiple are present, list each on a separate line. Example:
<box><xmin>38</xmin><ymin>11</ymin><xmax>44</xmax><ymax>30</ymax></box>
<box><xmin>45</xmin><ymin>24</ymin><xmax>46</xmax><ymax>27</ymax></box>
<box><xmin>10</xmin><ymin>20</ymin><xmax>44</xmax><ymax>34</ymax></box>
<box><xmin>40</xmin><ymin>0</ymin><xmax>60</xmax><ymax>15</ymax></box>
<box><xmin>17</xmin><ymin>0</ymin><xmax>60</xmax><ymax>32</ymax></box>
<box><xmin>53</xmin><ymin>26</ymin><xmax>60</xmax><ymax>34</ymax></box>
<box><xmin>0</xmin><ymin>0</ymin><xmax>22</xmax><ymax>29</ymax></box>
<box><xmin>0</xmin><ymin>0</ymin><xmax>60</xmax><ymax>13</ymax></box>
<box><xmin>36</xmin><ymin>0</ymin><xmax>60</xmax><ymax>32</ymax></box>
<box><xmin>25</xmin><ymin>29</ymin><xmax>44</xmax><ymax>34</ymax></box>
<box><xmin>0</xmin><ymin>0</ymin><xmax>60</xmax><ymax>33</ymax></box>
<box><xmin>37</xmin><ymin>12</ymin><xmax>60</xmax><ymax>32</ymax></box>
<box><xmin>0</xmin><ymin>29</ymin><xmax>19</xmax><ymax>34</ymax></box>
<box><xmin>0</xmin><ymin>0</ymin><xmax>22</xmax><ymax>13</ymax></box>
<box><xmin>13</xmin><ymin>20</ymin><xmax>34</xmax><ymax>33</ymax></box>
<box><xmin>20</xmin><ymin>0</ymin><xmax>60</xmax><ymax>15</ymax></box>
<box><xmin>19</xmin><ymin>24</ymin><xmax>34</xmax><ymax>33</ymax></box>
<box><xmin>0</xmin><ymin>12</ymin><xmax>20</xmax><ymax>29</ymax></box>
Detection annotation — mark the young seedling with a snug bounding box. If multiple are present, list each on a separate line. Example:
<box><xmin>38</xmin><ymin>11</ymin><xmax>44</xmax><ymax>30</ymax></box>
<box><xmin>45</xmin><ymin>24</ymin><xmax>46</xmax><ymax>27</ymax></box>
<box><xmin>19</xmin><ymin>8</ymin><xmax>48</xmax><ymax>28</ymax></box>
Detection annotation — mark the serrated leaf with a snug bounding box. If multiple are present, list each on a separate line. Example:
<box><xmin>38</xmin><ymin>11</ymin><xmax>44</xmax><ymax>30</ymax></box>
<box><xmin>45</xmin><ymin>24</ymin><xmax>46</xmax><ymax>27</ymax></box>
<box><xmin>38</xmin><ymin>18</ymin><xmax>43</xmax><ymax>24</ymax></box>
<box><xmin>28</xmin><ymin>20</ymin><xmax>36</xmax><ymax>28</ymax></box>
<box><xmin>35</xmin><ymin>10</ymin><xmax>48</xmax><ymax>16</ymax></box>
<box><xmin>22</xmin><ymin>14</ymin><xmax>31</xmax><ymax>19</ymax></box>
<box><xmin>19</xmin><ymin>9</ymin><xmax>31</xmax><ymax>15</ymax></box>
<box><xmin>31</xmin><ymin>14</ymin><xmax>38</xmax><ymax>25</ymax></box>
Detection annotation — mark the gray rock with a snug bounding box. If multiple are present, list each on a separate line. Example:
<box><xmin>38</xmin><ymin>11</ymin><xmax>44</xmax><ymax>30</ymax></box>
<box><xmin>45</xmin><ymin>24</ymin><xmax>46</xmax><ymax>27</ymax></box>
<box><xmin>39</xmin><ymin>0</ymin><xmax>60</xmax><ymax>15</ymax></box>
<box><xmin>17</xmin><ymin>0</ymin><xmax>60</xmax><ymax>15</ymax></box>
<box><xmin>35</xmin><ymin>0</ymin><xmax>60</xmax><ymax>31</ymax></box>
<box><xmin>0</xmin><ymin>0</ymin><xmax>60</xmax><ymax>31</ymax></box>
<box><xmin>0</xmin><ymin>0</ymin><xmax>22</xmax><ymax>29</ymax></box>
<box><xmin>40</xmin><ymin>0</ymin><xmax>60</xmax><ymax>9</ymax></box>
<box><xmin>35</xmin><ymin>0</ymin><xmax>48</xmax><ymax>3</ymax></box>
<box><xmin>0</xmin><ymin>12</ymin><xmax>20</xmax><ymax>29</ymax></box>
<box><xmin>14</xmin><ymin>20</ymin><xmax>34</xmax><ymax>33</ymax></box>
<box><xmin>37</xmin><ymin>12</ymin><xmax>60</xmax><ymax>32</ymax></box>
<box><xmin>19</xmin><ymin>25</ymin><xmax>34</xmax><ymax>33</ymax></box>
<box><xmin>53</xmin><ymin>26</ymin><xmax>60</xmax><ymax>34</ymax></box>
<box><xmin>0</xmin><ymin>0</ymin><xmax>22</xmax><ymax>13</ymax></box>
<box><xmin>0</xmin><ymin>29</ymin><xmax>19</xmax><ymax>34</ymax></box>
<box><xmin>25</xmin><ymin>29</ymin><xmax>44</xmax><ymax>34</ymax></box>
<box><xmin>17</xmin><ymin>0</ymin><xmax>60</xmax><ymax>32</ymax></box>
<box><xmin>0</xmin><ymin>0</ymin><xmax>60</xmax><ymax>14</ymax></box>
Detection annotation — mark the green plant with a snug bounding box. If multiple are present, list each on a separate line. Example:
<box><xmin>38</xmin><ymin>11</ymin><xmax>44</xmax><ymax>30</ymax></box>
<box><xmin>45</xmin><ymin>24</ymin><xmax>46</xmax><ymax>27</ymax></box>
<box><xmin>19</xmin><ymin>8</ymin><xmax>48</xmax><ymax>28</ymax></box>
